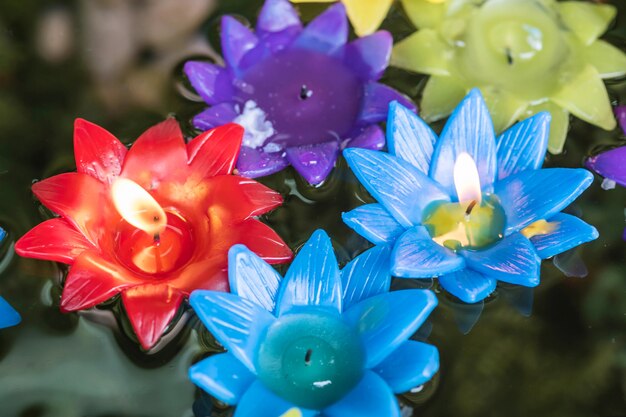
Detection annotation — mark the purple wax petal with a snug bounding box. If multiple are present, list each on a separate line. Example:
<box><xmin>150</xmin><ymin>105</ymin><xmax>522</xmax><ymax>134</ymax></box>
<box><xmin>358</xmin><ymin>82</ymin><xmax>416</xmax><ymax>125</ymax></box>
<box><xmin>346</xmin><ymin>125</ymin><xmax>385</xmax><ymax>151</ymax></box>
<box><xmin>192</xmin><ymin>103</ymin><xmax>239</xmax><ymax>131</ymax></box>
<box><xmin>286</xmin><ymin>141</ymin><xmax>340</xmax><ymax>185</ymax></box>
<box><xmin>294</xmin><ymin>3</ymin><xmax>348</xmax><ymax>53</ymax></box>
<box><xmin>184</xmin><ymin>61</ymin><xmax>233</xmax><ymax>106</ymax></box>
<box><xmin>236</xmin><ymin>145</ymin><xmax>290</xmax><ymax>178</ymax></box>
<box><xmin>340</xmin><ymin>31</ymin><xmax>392</xmax><ymax>81</ymax></box>
<box><xmin>256</xmin><ymin>0</ymin><xmax>302</xmax><ymax>52</ymax></box>
<box><xmin>221</xmin><ymin>16</ymin><xmax>261</xmax><ymax>71</ymax></box>
<box><xmin>585</xmin><ymin>145</ymin><xmax>626</xmax><ymax>187</ymax></box>
<box><xmin>616</xmin><ymin>106</ymin><xmax>626</xmax><ymax>134</ymax></box>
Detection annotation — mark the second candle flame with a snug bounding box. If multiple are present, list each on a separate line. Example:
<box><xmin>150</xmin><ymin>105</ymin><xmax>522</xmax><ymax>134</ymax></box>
<box><xmin>111</xmin><ymin>178</ymin><xmax>167</xmax><ymax>237</ymax></box>
<box><xmin>453</xmin><ymin>152</ymin><xmax>482</xmax><ymax>204</ymax></box>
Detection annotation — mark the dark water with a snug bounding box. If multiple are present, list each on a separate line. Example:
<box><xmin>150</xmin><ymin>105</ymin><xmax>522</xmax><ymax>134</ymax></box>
<box><xmin>0</xmin><ymin>1</ymin><xmax>625</xmax><ymax>416</ymax></box>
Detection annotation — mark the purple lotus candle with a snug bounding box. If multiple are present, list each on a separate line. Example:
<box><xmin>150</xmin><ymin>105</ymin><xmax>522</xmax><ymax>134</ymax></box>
<box><xmin>183</xmin><ymin>0</ymin><xmax>414</xmax><ymax>185</ymax></box>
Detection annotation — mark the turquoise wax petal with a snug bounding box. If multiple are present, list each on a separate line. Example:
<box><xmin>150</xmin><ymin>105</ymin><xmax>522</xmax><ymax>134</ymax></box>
<box><xmin>323</xmin><ymin>371</ymin><xmax>400</xmax><ymax>417</ymax></box>
<box><xmin>275</xmin><ymin>230</ymin><xmax>342</xmax><ymax>315</ymax></box>
<box><xmin>189</xmin><ymin>352</ymin><xmax>255</xmax><ymax>405</ymax></box>
<box><xmin>341</xmin><ymin>245</ymin><xmax>392</xmax><ymax>311</ymax></box>
<box><xmin>530</xmin><ymin>213</ymin><xmax>599</xmax><ymax>259</ymax></box>
<box><xmin>439</xmin><ymin>269</ymin><xmax>497</xmax><ymax>304</ymax></box>
<box><xmin>0</xmin><ymin>297</ymin><xmax>20</xmax><ymax>329</ymax></box>
<box><xmin>228</xmin><ymin>244</ymin><xmax>282</xmax><ymax>312</ymax></box>
<box><xmin>234</xmin><ymin>381</ymin><xmax>317</xmax><ymax>417</ymax></box>
<box><xmin>373</xmin><ymin>340</ymin><xmax>439</xmax><ymax>393</ymax></box>
<box><xmin>342</xmin><ymin>203</ymin><xmax>405</xmax><ymax>246</ymax></box>
<box><xmin>344</xmin><ymin>290</ymin><xmax>437</xmax><ymax>368</ymax></box>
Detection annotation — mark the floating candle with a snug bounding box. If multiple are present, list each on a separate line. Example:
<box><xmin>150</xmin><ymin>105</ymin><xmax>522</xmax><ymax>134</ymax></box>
<box><xmin>183</xmin><ymin>0</ymin><xmax>414</xmax><ymax>185</ymax></box>
<box><xmin>189</xmin><ymin>230</ymin><xmax>439</xmax><ymax>416</ymax></box>
<box><xmin>0</xmin><ymin>228</ymin><xmax>20</xmax><ymax>329</ymax></box>
<box><xmin>393</xmin><ymin>0</ymin><xmax>626</xmax><ymax>153</ymax></box>
<box><xmin>15</xmin><ymin>119</ymin><xmax>292</xmax><ymax>349</ymax></box>
<box><xmin>343</xmin><ymin>89</ymin><xmax>598</xmax><ymax>303</ymax></box>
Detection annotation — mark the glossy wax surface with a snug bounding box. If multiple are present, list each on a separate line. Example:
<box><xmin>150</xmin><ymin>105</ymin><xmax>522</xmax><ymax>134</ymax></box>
<box><xmin>238</xmin><ymin>49</ymin><xmax>363</xmax><ymax>148</ymax></box>
<box><xmin>256</xmin><ymin>311</ymin><xmax>365</xmax><ymax>409</ymax></box>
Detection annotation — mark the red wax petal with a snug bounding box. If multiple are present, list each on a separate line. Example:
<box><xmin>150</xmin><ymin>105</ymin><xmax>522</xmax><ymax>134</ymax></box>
<box><xmin>170</xmin><ymin>256</ymin><xmax>230</xmax><ymax>295</ymax></box>
<box><xmin>121</xmin><ymin>284</ymin><xmax>184</xmax><ymax>350</ymax></box>
<box><xmin>15</xmin><ymin>218</ymin><xmax>94</xmax><ymax>264</ymax></box>
<box><xmin>61</xmin><ymin>251</ymin><xmax>142</xmax><ymax>312</ymax></box>
<box><xmin>32</xmin><ymin>172</ymin><xmax>108</xmax><ymax>245</ymax></box>
<box><xmin>121</xmin><ymin>118</ymin><xmax>189</xmax><ymax>185</ymax></box>
<box><xmin>187</xmin><ymin>123</ymin><xmax>244</xmax><ymax>177</ymax></box>
<box><xmin>74</xmin><ymin>119</ymin><xmax>127</xmax><ymax>184</ymax></box>
<box><xmin>207</xmin><ymin>176</ymin><xmax>284</xmax><ymax>220</ymax></box>
<box><xmin>234</xmin><ymin>219</ymin><xmax>293</xmax><ymax>264</ymax></box>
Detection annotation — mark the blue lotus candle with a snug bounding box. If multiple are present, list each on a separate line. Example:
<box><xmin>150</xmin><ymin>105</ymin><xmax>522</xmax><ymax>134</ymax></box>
<box><xmin>343</xmin><ymin>89</ymin><xmax>598</xmax><ymax>304</ymax></box>
<box><xmin>189</xmin><ymin>230</ymin><xmax>439</xmax><ymax>417</ymax></box>
<box><xmin>0</xmin><ymin>228</ymin><xmax>20</xmax><ymax>329</ymax></box>
<box><xmin>183</xmin><ymin>0</ymin><xmax>414</xmax><ymax>185</ymax></box>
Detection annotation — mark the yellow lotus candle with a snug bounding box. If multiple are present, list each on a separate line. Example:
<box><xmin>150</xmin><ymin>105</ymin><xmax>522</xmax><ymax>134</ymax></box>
<box><xmin>395</xmin><ymin>0</ymin><xmax>626</xmax><ymax>153</ymax></box>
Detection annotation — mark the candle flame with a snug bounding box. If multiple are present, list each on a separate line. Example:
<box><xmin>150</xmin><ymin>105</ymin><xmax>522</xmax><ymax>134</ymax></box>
<box><xmin>453</xmin><ymin>152</ymin><xmax>482</xmax><ymax>204</ymax></box>
<box><xmin>111</xmin><ymin>178</ymin><xmax>167</xmax><ymax>237</ymax></box>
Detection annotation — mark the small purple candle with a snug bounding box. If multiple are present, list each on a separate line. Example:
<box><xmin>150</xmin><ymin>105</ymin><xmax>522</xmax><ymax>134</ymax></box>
<box><xmin>184</xmin><ymin>0</ymin><xmax>414</xmax><ymax>185</ymax></box>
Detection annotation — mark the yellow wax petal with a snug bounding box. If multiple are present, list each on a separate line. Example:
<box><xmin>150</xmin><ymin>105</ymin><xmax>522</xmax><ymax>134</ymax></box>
<box><xmin>342</xmin><ymin>0</ymin><xmax>394</xmax><ymax>36</ymax></box>
<box><xmin>585</xmin><ymin>40</ymin><xmax>626</xmax><ymax>80</ymax></box>
<box><xmin>391</xmin><ymin>29</ymin><xmax>450</xmax><ymax>75</ymax></box>
<box><xmin>420</xmin><ymin>75</ymin><xmax>466</xmax><ymax>122</ymax></box>
<box><xmin>525</xmin><ymin>101</ymin><xmax>570</xmax><ymax>154</ymax></box>
<box><xmin>558</xmin><ymin>2</ymin><xmax>616</xmax><ymax>46</ymax></box>
<box><xmin>481</xmin><ymin>87</ymin><xmax>528</xmax><ymax>133</ymax></box>
<box><xmin>551</xmin><ymin>64</ymin><xmax>616</xmax><ymax>131</ymax></box>
<box><xmin>281</xmin><ymin>409</ymin><xmax>303</xmax><ymax>417</ymax></box>
<box><xmin>400</xmin><ymin>0</ymin><xmax>446</xmax><ymax>29</ymax></box>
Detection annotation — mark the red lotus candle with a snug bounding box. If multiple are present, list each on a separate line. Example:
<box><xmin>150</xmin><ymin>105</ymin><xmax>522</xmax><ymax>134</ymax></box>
<box><xmin>15</xmin><ymin>119</ymin><xmax>292</xmax><ymax>350</ymax></box>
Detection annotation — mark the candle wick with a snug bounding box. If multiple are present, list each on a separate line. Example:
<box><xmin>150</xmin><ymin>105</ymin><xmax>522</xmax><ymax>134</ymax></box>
<box><xmin>299</xmin><ymin>85</ymin><xmax>313</xmax><ymax>100</ymax></box>
<box><xmin>505</xmin><ymin>47</ymin><xmax>514</xmax><ymax>65</ymax></box>
<box><xmin>153</xmin><ymin>233</ymin><xmax>161</xmax><ymax>245</ymax></box>
<box><xmin>465</xmin><ymin>200</ymin><xmax>477</xmax><ymax>216</ymax></box>
<box><xmin>304</xmin><ymin>349</ymin><xmax>313</xmax><ymax>365</ymax></box>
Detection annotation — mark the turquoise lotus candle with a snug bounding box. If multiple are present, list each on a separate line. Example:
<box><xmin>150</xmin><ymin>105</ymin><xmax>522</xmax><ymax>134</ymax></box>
<box><xmin>342</xmin><ymin>89</ymin><xmax>598</xmax><ymax>304</ymax></box>
<box><xmin>394</xmin><ymin>0</ymin><xmax>626</xmax><ymax>153</ymax></box>
<box><xmin>189</xmin><ymin>230</ymin><xmax>439</xmax><ymax>417</ymax></box>
<box><xmin>0</xmin><ymin>227</ymin><xmax>20</xmax><ymax>329</ymax></box>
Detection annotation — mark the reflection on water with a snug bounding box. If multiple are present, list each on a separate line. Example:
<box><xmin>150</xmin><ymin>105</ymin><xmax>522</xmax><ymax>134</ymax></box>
<box><xmin>0</xmin><ymin>0</ymin><xmax>625</xmax><ymax>416</ymax></box>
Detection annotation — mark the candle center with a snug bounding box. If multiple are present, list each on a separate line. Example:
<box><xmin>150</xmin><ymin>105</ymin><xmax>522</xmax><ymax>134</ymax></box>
<box><xmin>115</xmin><ymin>211</ymin><xmax>195</xmax><ymax>275</ymax></box>
<box><xmin>236</xmin><ymin>49</ymin><xmax>363</xmax><ymax>148</ymax></box>
<box><xmin>256</xmin><ymin>311</ymin><xmax>365</xmax><ymax>409</ymax></box>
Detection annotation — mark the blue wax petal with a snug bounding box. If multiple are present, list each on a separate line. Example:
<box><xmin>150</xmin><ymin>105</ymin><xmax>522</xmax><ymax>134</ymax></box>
<box><xmin>438</xmin><ymin>269</ymin><xmax>497</xmax><ymax>304</ymax></box>
<box><xmin>340</xmin><ymin>32</ymin><xmax>393</xmax><ymax>81</ymax></box>
<box><xmin>373</xmin><ymin>340</ymin><xmax>439</xmax><ymax>393</ymax></box>
<box><xmin>189</xmin><ymin>353</ymin><xmax>255</xmax><ymax>405</ymax></box>
<box><xmin>460</xmin><ymin>233</ymin><xmax>541</xmax><ymax>287</ymax></box>
<box><xmin>190</xmin><ymin>291</ymin><xmax>276</xmax><ymax>373</ymax></box>
<box><xmin>0</xmin><ymin>297</ymin><xmax>20</xmax><ymax>329</ymax></box>
<box><xmin>391</xmin><ymin>226</ymin><xmax>465</xmax><ymax>278</ymax></box>
<box><xmin>0</xmin><ymin>227</ymin><xmax>6</xmax><ymax>242</ymax></box>
<box><xmin>430</xmin><ymin>89</ymin><xmax>497</xmax><ymax>197</ymax></box>
<box><xmin>344</xmin><ymin>149</ymin><xmax>451</xmax><ymax>228</ymax></box>
<box><xmin>228</xmin><ymin>245</ymin><xmax>282</xmax><ymax>312</ymax></box>
<box><xmin>341</xmin><ymin>245</ymin><xmax>392</xmax><ymax>310</ymax></box>
<box><xmin>221</xmin><ymin>16</ymin><xmax>262</xmax><ymax>71</ymax></box>
<box><xmin>323</xmin><ymin>371</ymin><xmax>400</xmax><ymax>417</ymax></box>
<box><xmin>234</xmin><ymin>381</ymin><xmax>317</xmax><ymax>417</ymax></box>
<box><xmin>359</xmin><ymin>84</ymin><xmax>415</xmax><ymax>125</ymax></box>
<box><xmin>530</xmin><ymin>213</ymin><xmax>599</xmax><ymax>259</ymax></box>
<box><xmin>496</xmin><ymin>112</ymin><xmax>550</xmax><ymax>180</ymax></box>
<box><xmin>256</xmin><ymin>0</ymin><xmax>302</xmax><ymax>52</ymax></box>
<box><xmin>494</xmin><ymin>168</ymin><xmax>594</xmax><ymax>234</ymax></box>
<box><xmin>342</xmin><ymin>204</ymin><xmax>405</xmax><ymax>245</ymax></box>
<box><xmin>183</xmin><ymin>61</ymin><xmax>234</xmax><ymax>106</ymax></box>
<box><xmin>387</xmin><ymin>101</ymin><xmax>436</xmax><ymax>175</ymax></box>
<box><xmin>275</xmin><ymin>230</ymin><xmax>342</xmax><ymax>315</ymax></box>
<box><xmin>294</xmin><ymin>3</ymin><xmax>348</xmax><ymax>53</ymax></box>
<box><xmin>345</xmin><ymin>289</ymin><xmax>437</xmax><ymax>368</ymax></box>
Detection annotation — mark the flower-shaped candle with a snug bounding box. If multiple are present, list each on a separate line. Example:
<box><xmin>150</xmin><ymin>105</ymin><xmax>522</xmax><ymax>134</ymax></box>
<box><xmin>15</xmin><ymin>119</ymin><xmax>291</xmax><ymax>349</ymax></box>
<box><xmin>189</xmin><ymin>230</ymin><xmax>439</xmax><ymax>416</ymax></box>
<box><xmin>343</xmin><ymin>90</ymin><xmax>598</xmax><ymax>303</ymax></box>
<box><xmin>394</xmin><ymin>0</ymin><xmax>626</xmax><ymax>153</ymax></box>
<box><xmin>184</xmin><ymin>0</ymin><xmax>414</xmax><ymax>185</ymax></box>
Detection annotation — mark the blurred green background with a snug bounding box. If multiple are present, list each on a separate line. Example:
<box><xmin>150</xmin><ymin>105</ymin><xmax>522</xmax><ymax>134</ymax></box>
<box><xmin>0</xmin><ymin>0</ymin><xmax>624</xmax><ymax>416</ymax></box>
